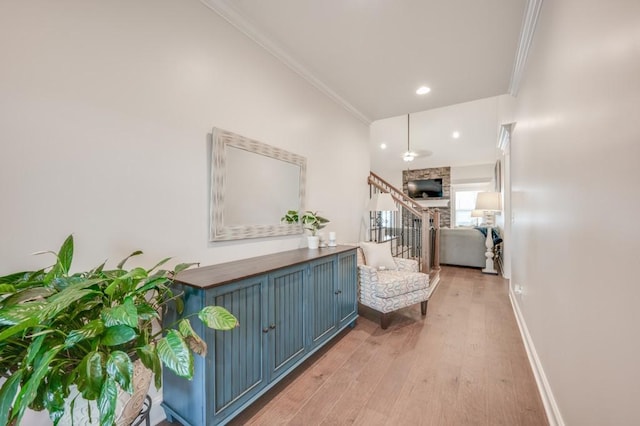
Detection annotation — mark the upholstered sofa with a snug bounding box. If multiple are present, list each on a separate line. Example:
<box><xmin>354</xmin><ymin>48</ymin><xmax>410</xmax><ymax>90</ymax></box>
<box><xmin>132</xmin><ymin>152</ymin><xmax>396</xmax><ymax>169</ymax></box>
<box><xmin>439</xmin><ymin>227</ymin><xmax>487</xmax><ymax>268</ymax></box>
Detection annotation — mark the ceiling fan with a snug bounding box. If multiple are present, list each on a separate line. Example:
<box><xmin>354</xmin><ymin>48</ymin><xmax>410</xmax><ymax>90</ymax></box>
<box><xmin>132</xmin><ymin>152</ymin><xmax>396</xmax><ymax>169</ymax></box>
<box><xmin>402</xmin><ymin>113</ymin><xmax>432</xmax><ymax>162</ymax></box>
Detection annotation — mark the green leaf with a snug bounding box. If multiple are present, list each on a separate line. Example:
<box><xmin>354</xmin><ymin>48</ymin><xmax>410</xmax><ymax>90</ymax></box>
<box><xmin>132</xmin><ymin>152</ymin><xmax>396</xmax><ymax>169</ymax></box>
<box><xmin>101</xmin><ymin>325</ymin><xmax>137</xmax><ymax>346</ymax></box>
<box><xmin>90</xmin><ymin>260</ymin><xmax>107</xmax><ymax>275</ymax></box>
<box><xmin>281</xmin><ymin>210</ymin><xmax>299</xmax><ymax>223</ymax></box>
<box><xmin>0</xmin><ymin>284</ymin><xmax>16</xmax><ymax>293</ymax></box>
<box><xmin>43</xmin><ymin>370</ymin><xmax>66</xmax><ymax>425</ymax></box>
<box><xmin>41</xmin><ymin>288</ymin><xmax>96</xmax><ymax>321</ymax></box>
<box><xmin>0</xmin><ymin>369</ymin><xmax>22</xmax><ymax>426</ymax></box>
<box><xmin>39</xmin><ymin>278</ymin><xmax>102</xmax><ymax>322</ymax></box>
<box><xmin>109</xmin><ymin>268</ymin><xmax>148</xmax><ymax>296</ymax></box>
<box><xmin>13</xmin><ymin>346</ymin><xmax>62</xmax><ymax>424</ymax></box>
<box><xmin>135</xmin><ymin>303</ymin><xmax>159</xmax><ymax>321</ymax></box>
<box><xmin>11</xmin><ymin>270</ymin><xmax>46</xmax><ymax>290</ymax></box>
<box><xmin>65</xmin><ymin>319</ymin><xmax>105</xmax><ymax>348</ymax></box>
<box><xmin>173</xmin><ymin>262</ymin><xmax>199</xmax><ymax>275</ymax></box>
<box><xmin>116</xmin><ymin>250</ymin><xmax>143</xmax><ymax>269</ymax></box>
<box><xmin>50</xmin><ymin>277</ymin><xmax>103</xmax><ymax>295</ymax></box>
<box><xmin>0</xmin><ymin>271</ymin><xmax>33</xmax><ymax>285</ymax></box>
<box><xmin>178</xmin><ymin>318</ymin><xmax>195</xmax><ymax>337</ymax></box>
<box><xmin>1</xmin><ymin>286</ymin><xmax>56</xmax><ymax>306</ymax></box>
<box><xmin>50</xmin><ymin>275</ymin><xmax>89</xmax><ymax>291</ymax></box>
<box><xmin>76</xmin><ymin>351</ymin><xmax>105</xmax><ymax>400</ymax></box>
<box><xmin>57</xmin><ymin>234</ymin><xmax>74</xmax><ymax>275</ymax></box>
<box><xmin>178</xmin><ymin>319</ymin><xmax>207</xmax><ymax>356</ymax></box>
<box><xmin>98</xmin><ymin>377</ymin><xmax>117</xmax><ymax>426</ymax></box>
<box><xmin>104</xmin><ymin>279</ymin><xmax>122</xmax><ymax>297</ymax></box>
<box><xmin>0</xmin><ymin>317</ymin><xmax>39</xmax><ymax>341</ymax></box>
<box><xmin>0</xmin><ymin>301</ymin><xmax>46</xmax><ymax>326</ymax></box>
<box><xmin>25</xmin><ymin>334</ymin><xmax>46</xmax><ymax>368</ymax></box>
<box><xmin>117</xmin><ymin>267</ymin><xmax>148</xmax><ymax>281</ymax></box>
<box><xmin>106</xmin><ymin>351</ymin><xmax>133</xmax><ymax>394</ymax></box>
<box><xmin>198</xmin><ymin>306</ymin><xmax>238</xmax><ymax>330</ymax></box>
<box><xmin>147</xmin><ymin>257</ymin><xmax>171</xmax><ymax>273</ymax></box>
<box><xmin>157</xmin><ymin>330</ymin><xmax>193</xmax><ymax>379</ymax></box>
<box><xmin>101</xmin><ymin>297</ymin><xmax>138</xmax><ymax>328</ymax></box>
<box><xmin>175</xmin><ymin>296</ymin><xmax>184</xmax><ymax>315</ymax></box>
<box><xmin>135</xmin><ymin>276</ymin><xmax>171</xmax><ymax>295</ymax></box>
<box><xmin>136</xmin><ymin>344</ymin><xmax>162</xmax><ymax>390</ymax></box>
<box><xmin>300</xmin><ymin>211</ymin><xmax>329</xmax><ymax>233</ymax></box>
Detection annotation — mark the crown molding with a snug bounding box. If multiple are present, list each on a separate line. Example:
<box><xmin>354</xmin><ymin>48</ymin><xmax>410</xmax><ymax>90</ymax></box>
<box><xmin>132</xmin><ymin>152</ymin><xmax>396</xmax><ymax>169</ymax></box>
<box><xmin>200</xmin><ymin>0</ymin><xmax>372</xmax><ymax>125</ymax></box>
<box><xmin>509</xmin><ymin>0</ymin><xmax>544</xmax><ymax>96</ymax></box>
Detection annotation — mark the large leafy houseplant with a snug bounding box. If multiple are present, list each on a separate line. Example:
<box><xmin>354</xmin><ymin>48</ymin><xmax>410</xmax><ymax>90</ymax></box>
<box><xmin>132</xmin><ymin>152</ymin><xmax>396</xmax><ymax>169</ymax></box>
<box><xmin>0</xmin><ymin>235</ymin><xmax>238</xmax><ymax>425</ymax></box>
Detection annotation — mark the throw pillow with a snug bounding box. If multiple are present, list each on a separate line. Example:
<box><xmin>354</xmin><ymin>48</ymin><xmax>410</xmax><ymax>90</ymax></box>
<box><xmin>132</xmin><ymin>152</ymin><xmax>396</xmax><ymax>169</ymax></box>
<box><xmin>360</xmin><ymin>241</ymin><xmax>397</xmax><ymax>270</ymax></box>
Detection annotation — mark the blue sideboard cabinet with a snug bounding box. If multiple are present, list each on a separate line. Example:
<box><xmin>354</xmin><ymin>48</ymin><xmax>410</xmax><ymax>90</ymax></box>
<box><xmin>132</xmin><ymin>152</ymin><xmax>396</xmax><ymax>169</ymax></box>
<box><xmin>162</xmin><ymin>246</ymin><xmax>358</xmax><ymax>426</ymax></box>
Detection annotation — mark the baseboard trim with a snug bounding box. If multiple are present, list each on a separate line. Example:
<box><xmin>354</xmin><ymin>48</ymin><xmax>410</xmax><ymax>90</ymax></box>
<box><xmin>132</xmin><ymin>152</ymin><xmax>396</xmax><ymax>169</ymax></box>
<box><xmin>509</xmin><ymin>287</ymin><xmax>565</xmax><ymax>426</ymax></box>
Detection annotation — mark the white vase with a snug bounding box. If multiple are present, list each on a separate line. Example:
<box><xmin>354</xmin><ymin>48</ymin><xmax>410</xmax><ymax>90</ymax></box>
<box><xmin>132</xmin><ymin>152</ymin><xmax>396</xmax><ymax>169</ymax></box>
<box><xmin>307</xmin><ymin>236</ymin><xmax>320</xmax><ymax>249</ymax></box>
<box><xmin>59</xmin><ymin>359</ymin><xmax>152</xmax><ymax>425</ymax></box>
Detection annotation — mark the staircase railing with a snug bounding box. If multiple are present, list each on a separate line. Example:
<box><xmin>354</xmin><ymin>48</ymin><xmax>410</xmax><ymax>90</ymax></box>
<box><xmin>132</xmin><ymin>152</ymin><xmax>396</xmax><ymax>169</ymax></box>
<box><xmin>367</xmin><ymin>172</ymin><xmax>440</xmax><ymax>282</ymax></box>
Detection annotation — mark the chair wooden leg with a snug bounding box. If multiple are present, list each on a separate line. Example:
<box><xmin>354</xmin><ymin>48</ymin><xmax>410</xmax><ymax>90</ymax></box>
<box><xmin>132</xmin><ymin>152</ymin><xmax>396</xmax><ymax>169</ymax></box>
<box><xmin>421</xmin><ymin>300</ymin><xmax>428</xmax><ymax>316</ymax></box>
<box><xmin>380</xmin><ymin>313</ymin><xmax>391</xmax><ymax>329</ymax></box>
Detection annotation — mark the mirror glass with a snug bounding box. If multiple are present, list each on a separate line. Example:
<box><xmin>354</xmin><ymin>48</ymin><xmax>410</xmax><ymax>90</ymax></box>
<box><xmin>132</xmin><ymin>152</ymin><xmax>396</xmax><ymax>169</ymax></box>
<box><xmin>225</xmin><ymin>146</ymin><xmax>300</xmax><ymax>225</ymax></box>
<box><xmin>210</xmin><ymin>128</ymin><xmax>306</xmax><ymax>241</ymax></box>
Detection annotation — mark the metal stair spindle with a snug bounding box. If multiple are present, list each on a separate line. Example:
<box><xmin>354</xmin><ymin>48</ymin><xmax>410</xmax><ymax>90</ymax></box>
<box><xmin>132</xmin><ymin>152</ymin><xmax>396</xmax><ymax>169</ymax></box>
<box><xmin>366</xmin><ymin>172</ymin><xmax>440</xmax><ymax>286</ymax></box>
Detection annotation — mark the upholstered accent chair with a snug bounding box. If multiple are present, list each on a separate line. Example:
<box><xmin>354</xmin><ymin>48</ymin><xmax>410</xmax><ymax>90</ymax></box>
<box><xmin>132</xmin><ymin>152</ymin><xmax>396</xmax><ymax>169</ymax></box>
<box><xmin>357</xmin><ymin>242</ymin><xmax>431</xmax><ymax>329</ymax></box>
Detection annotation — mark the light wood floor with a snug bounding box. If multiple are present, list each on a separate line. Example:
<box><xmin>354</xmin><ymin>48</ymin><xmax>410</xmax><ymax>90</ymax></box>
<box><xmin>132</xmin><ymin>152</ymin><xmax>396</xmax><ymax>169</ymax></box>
<box><xmin>160</xmin><ymin>266</ymin><xmax>548</xmax><ymax>426</ymax></box>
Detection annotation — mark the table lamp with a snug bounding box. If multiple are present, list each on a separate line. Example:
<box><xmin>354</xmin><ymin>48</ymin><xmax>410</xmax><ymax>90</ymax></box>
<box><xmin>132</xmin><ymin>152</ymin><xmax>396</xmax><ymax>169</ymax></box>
<box><xmin>475</xmin><ymin>192</ymin><xmax>502</xmax><ymax>274</ymax></box>
<box><xmin>367</xmin><ymin>192</ymin><xmax>398</xmax><ymax>241</ymax></box>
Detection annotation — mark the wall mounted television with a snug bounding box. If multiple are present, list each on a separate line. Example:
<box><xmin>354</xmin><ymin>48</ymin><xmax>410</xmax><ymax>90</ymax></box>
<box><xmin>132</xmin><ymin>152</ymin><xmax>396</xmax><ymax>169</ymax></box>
<box><xmin>407</xmin><ymin>178</ymin><xmax>443</xmax><ymax>199</ymax></box>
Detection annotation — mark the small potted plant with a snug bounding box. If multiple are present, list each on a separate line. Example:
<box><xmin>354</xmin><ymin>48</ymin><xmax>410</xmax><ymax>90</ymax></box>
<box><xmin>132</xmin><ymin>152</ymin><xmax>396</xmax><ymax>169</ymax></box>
<box><xmin>0</xmin><ymin>235</ymin><xmax>238</xmax><ymax>425</ymax></box>
<box><xmin>281</xmin><ymin>210</ymin><xmax>329</xmax><ymax>249</ymax></box>
<box><xmin>280</xmin><ymin>210</ymin><xmax>299</xmax><ymax>225</ymax></box>
<box><xmin>301</xmin><ymin>211</ymin><xmax>330</xmax><ymax>249</ymax></box>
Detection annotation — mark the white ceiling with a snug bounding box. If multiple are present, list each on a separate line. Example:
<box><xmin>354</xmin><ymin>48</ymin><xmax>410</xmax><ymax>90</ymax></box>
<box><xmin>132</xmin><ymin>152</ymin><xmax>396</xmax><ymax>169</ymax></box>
<box><xmin>370</xmin><ymin>96</ymin><xmax>503</xmax><ymax>174</ymax></box>
<box><xmin>202</xmin><ymin>0</ymin><xmax>527</xmax><ymax>123</ymax></box>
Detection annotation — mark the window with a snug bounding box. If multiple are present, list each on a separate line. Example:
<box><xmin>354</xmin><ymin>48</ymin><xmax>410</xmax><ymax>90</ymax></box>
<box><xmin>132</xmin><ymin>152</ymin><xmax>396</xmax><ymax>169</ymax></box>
<box><xmin>455</xmin><ymin>190</ymin><xmax>480</xmax><ymax>227</ymax></box>
<box><xmin>452</xmin><ymin>182</ymin><xmax>493</xmax><ymax>227</ymax></box>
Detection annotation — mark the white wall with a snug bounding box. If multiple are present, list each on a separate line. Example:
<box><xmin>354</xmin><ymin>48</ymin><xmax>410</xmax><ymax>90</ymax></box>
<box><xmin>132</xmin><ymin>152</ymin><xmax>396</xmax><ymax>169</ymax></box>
<box><xmin>0</xmin><ymin>0</ymin><xmax>369</xmax><ymax>274</ymax></box>
<box><xmin>511</xmin><ymin>0</ymin><xmax>640</xmax><ymax>425</ymax></box>
<box><xmin>0</xmin><ymin>1</ymin><xmax>369</xmax><ymax>423</ymax></box>
<box><xmin>450</xmin><ymin>163</ymin><xmax>494</xmax><ymax>185</ymax></box>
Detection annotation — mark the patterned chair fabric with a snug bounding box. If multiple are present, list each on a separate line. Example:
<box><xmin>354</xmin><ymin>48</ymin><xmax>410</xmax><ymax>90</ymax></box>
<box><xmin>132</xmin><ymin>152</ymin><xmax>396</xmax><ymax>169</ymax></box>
<box><xmin>358</xmin><ymin>257</ymin><xmax>433</xmax><ymax>326</ymax></box>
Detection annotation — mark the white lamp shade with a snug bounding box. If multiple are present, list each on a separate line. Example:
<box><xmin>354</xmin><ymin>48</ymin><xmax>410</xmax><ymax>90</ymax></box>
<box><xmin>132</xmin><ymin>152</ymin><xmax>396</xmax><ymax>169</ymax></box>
<box><xmin>470</xmin><ymin>209</ymin><xmax>484</xmax><ymax>218</ymax></box>
<box><xmin>475</xmin><ymin>192</ymin><xmax>502</xmax><ymax>211</ymax></box>
<box><xmin>367</xmin><ymin>192</ymin><xmax>398</xmax><ymax>212</ymax></box>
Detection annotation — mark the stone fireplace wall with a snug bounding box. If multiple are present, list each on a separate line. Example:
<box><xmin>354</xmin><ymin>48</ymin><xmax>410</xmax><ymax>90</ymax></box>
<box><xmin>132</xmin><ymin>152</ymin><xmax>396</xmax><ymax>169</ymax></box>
<box><xmin>402</xmin><ymin>166</ymin><xmax>451</xmax><ymax>227</ymax></box>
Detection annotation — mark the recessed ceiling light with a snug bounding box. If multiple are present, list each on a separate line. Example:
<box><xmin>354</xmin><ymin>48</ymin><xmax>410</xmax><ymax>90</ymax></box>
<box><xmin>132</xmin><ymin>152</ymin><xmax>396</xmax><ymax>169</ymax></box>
<box><xmin>416</xmin><ymin>86</ymin><xmax>431</xmax><ymax>95</ymax></box>
<box><xmin>380</xmin><ymin>143</ymin><xmax>387</xmax><ymax>149</ymax></box>
<box><xmin>452</xmin><ymin>131</ymin><xmax>461</xmax><ymax>139</ymax></box>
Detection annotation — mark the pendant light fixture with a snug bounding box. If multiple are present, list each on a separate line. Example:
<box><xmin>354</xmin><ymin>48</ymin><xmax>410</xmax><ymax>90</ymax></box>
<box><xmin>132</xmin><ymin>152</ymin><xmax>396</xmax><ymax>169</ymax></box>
<box><xmin>403</xmin><ymin>113</ymin><xmax>416</xmax><ymax>162</ymax></box>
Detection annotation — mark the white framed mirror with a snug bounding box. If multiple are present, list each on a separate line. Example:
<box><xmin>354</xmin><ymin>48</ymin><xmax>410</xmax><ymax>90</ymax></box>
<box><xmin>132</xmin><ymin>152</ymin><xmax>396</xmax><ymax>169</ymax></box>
<box><xmin>210</xmin><ymin>128</ymin><xmax>306</xmax><ymax>241</ymax></box>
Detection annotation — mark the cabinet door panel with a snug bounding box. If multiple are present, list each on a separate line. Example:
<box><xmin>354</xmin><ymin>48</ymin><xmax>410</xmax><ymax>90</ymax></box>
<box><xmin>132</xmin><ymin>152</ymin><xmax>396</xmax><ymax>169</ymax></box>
<box><xmin>309</xmin><ymin>258</ymin><xmax>337</xmax><ymax>347</ymax></box>
<box><xmin>208</xmin><ymin>277</ymin><xmax>267</xmax><ymax>418</ymax></box>
<box><xmin>162</xmin><ymin>285</ymin><xmax>207</xmax><ymax>426</ymax></box>
<box><xmin>337</xmin><ymin>252</ymin><xmax>358</xmax><ymax>327</ymax></box>
<box><xmin>268</xmin><ymin>266</ymin><xmax>306</xmax><ymax>380</ymax></box>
